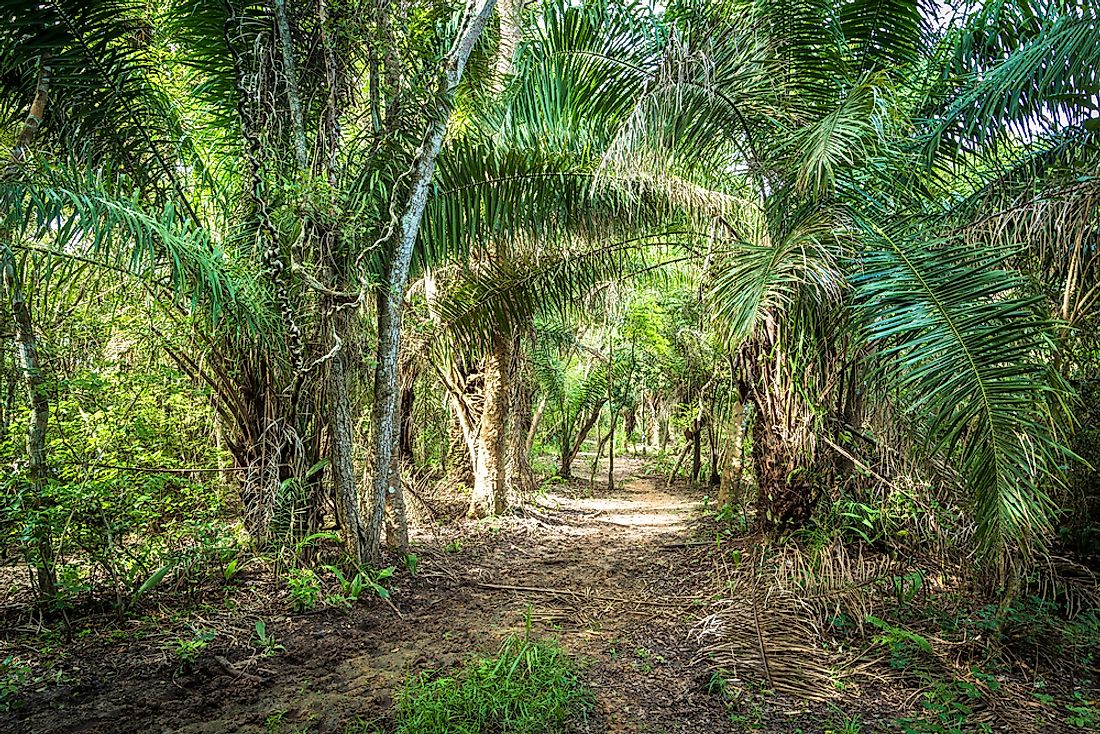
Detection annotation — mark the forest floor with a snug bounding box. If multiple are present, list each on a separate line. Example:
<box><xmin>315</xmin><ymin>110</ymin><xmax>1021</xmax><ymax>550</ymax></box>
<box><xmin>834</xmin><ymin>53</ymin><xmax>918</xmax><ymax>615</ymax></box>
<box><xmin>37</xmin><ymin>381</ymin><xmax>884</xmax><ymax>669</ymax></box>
<box><xmin>3</xmin><ymin>456</ymin><xmax>1096</xmax><ymax>733</ymax></box>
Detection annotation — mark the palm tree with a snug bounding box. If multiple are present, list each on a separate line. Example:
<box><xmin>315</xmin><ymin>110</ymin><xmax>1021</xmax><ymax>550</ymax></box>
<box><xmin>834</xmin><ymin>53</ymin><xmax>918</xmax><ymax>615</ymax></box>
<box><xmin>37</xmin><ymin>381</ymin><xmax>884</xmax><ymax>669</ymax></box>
<box><xmin>420</xmin><ymin>0</ymin><xmax>1096</xmax><ymax>568</ymax></box>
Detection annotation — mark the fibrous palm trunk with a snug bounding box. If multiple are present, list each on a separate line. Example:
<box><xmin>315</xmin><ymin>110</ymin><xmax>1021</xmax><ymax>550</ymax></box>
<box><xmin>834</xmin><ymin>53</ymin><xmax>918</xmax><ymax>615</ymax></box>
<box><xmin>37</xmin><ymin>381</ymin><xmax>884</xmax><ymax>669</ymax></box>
<box><xmin>744</xmin><ymin>315</ymin><xmax>819</xmax><ymax>532</ymax></box>
<box><xmin>469</xmin><ymin>331</ymin><xmax>510</xmax><ymax>517</ymax></box>
<box><xmin>507</xmin><ymin>341</ymin><xmax>536</xmax><ymax>502</ymax></box>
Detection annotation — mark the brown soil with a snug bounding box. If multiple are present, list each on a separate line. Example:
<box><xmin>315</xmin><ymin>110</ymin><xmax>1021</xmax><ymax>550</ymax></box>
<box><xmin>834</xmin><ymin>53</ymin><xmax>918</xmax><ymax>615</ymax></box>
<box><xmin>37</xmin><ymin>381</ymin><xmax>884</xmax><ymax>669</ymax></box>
<box><xmin>2</xmin><ymin>457</ymin><xmax>1089</xmax><ymax>734</ymax></box>
<box><xmin>4</xmin><ymin>458</ymin><xmax>743</xmax><ymax>734</ymax></box>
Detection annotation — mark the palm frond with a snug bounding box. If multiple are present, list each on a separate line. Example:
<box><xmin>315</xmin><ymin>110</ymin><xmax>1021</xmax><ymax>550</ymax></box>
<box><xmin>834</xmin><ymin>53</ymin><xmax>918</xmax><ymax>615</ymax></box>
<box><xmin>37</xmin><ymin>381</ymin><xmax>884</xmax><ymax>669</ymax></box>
<box><xmin>707</xmin><ymin>197</ymin><xmax>845</xmax><ymax>343</ymax></box>
<box><xmin>1</xmin><ymin>162</ymin><xmax>271</xmax><ymax>330</ymax></box>
<box><xmin>0</xmin><ymin>0</ymin><xmax>203</xmax><ymax>215</ymax></box>
<box><xmin>782</xmin><ymin>75</ymin><xmax>890</xmax><ymax>197</ymax></box>
<box><xmin>931</xmin><ymin>5</ymin><xmax>1100</xmax><ymax>152</ymax></box>
<box><xmin>853</xmin><ymin>221</ymin><xmax>1070</xmax><ymax>560</ymax></box>
<box><xmin>429</xmin><ymin>232</ymin><xmax>695</xmax><ymax>352</ymax></box>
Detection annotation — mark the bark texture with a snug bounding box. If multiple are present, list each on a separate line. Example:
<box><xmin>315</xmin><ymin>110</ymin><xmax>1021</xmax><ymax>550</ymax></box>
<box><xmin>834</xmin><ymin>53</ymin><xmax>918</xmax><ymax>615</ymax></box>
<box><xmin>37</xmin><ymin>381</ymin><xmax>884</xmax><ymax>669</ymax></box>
<box><xmin>744</xmin><ymin>315</ymin><xmax>819</xmax><ymax>532</ymax></box>
<box><xmin>366</xmin><ymin>0</ymin><xmax>499</xmax><ymax>563</ymax></box>
<box><xmin>469</xmin><ymin>332</ymin><xmax>510</xmax><ymax>517</ymax></box>
<box><xmin>2</xmin><ymin>250</ymin><xmax>56</xmax><ymax>598</ymax></box>
<box><xmin>327</xmin><ymin>323</ymin><xmax>368</xmax><ymax>563</ymax></box>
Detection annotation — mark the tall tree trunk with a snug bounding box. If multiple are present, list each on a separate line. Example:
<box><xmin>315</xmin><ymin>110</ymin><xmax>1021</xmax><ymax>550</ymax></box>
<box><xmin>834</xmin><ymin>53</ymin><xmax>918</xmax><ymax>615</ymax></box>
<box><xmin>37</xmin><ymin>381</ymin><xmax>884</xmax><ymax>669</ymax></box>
<box><xmin>273</xmin><ymin>0</ymin><xmax>309</xmax><ymax>169</ymax></box>
<box><xmin>470</xmin><ymin>332</ymin><xmax>510</xmax><ymax>517</ymax></box>
<box><xmin>561</xmin><ymin>402</ymin><xmax>603</xmax><ymax>479</ymax></box>
<box><xmin>606</xmin><ymin>358</ymin><xmax>615</xmax><ymax>491</ymax></box>
<box><xmin>559</xmin><ymin>423</ymin><xmax>573</xmax><ymax>479</ymax></box>
<box><xmin>707</xmin><ymin>417</ymin><xmax>720</xmax><ymax>486</ymax></box>
<box><xmin>525</xmin><ymin>393</ymin><xmax>547</xmax><ymax>455</ymax></box>
<box><xmin>387</xmin><ymin>358</ymin><xmax>416</xmax><ymax>550</ymax></box>
<box><xmin>366</xmin><ymin>0</ymin><xmax>498</xmax><ymax>562</ymax></box>
<box><xmin>495</xmin><ymin>0</ymin><xmax>522</xmax><ymax>84</ymax></box>
<box><xmin>384</xmin><ymin>463</ymin><xmax>410</xmax><ymax>550</ymax></box>
<box><xmin>717</xmin><ymin>399</ymin><xmax>744</xmax><ymax>507</ymax></box>
<box><xmin>623</xmin><ymin>406</ymin><xmax>636</xmax><ymax>453</ymax></box>
<box><xmin>399</xmin><ymin>369</ymin><xmax>416</xmax><ymax>464</ymax></box>
<box><xmin>447</xmin><ymin>395</ymin><xmax>475</xmax><ymax>486</ymax></box>
<box><xmin>690</xmin><ymin>418</ymin><xmax>702</xmax><ymax>484</ymax></box>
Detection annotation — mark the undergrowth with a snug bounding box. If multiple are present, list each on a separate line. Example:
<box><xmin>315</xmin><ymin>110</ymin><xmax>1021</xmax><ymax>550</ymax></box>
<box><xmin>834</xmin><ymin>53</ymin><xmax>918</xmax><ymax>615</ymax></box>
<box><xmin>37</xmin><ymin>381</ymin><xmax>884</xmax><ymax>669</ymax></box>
<box><xmin>392</xmin><ymin>634</ymin><xmax>593</xmax><ymax>734</ymax></box>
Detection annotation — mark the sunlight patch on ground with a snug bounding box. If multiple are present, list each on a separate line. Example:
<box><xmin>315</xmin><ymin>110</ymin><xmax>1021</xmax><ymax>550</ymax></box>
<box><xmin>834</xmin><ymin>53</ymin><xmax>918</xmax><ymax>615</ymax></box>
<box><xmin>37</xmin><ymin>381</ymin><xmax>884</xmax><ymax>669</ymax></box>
<box><xmin>536</xmin><ymin>487</ymin><xmax>699</xmax><ymax>533</ymax></box>
<box><xmin>597</xmin><ymin>512</ymin><xmax>684</xmax><ymax>527</ymax></box>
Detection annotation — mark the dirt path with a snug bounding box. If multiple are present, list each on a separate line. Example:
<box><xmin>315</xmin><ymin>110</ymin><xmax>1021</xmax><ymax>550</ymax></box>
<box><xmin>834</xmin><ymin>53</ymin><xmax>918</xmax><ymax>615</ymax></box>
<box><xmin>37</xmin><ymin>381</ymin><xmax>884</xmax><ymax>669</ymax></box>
<box><xmin>8</xmin><ymin>458</ymin><xmax>736</xmax><ymax>734</ymax></box>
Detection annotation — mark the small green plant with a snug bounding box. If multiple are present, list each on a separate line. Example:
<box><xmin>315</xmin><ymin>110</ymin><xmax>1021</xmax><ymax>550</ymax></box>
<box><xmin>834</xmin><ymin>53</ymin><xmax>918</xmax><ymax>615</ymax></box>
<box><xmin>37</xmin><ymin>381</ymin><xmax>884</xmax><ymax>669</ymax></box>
<box><xmin>286</xmin><ymin>568</ymin><xmax>322</xmax><ymax>611</ymax></box>
<box><xmin>895</xmin><ymin>676</ymin><xmax>992</xmax><ymax>734</ymax></box>
<box><xmin>254</xmin><ymin>620</ymin><xmax>286</xmax><ymax>656</ymax></box>
<box><xmin>824</xmin><ymin>706</ymin><xmax>863</xmax><ymax>734</ymax></box>
<box><xmin>728</xmin><ymin>702</ymin><xmax>765</xmax><ymax>730</ymax></box>
<box><xmin>403</xmin><ymin>553</ymin><xmax>419</xmax><ymax>577</ymax></box>
<box><xmin>865</xmin><ymin>614</ymin><xmax>932</xmax><ymax>669</ymax></box>
<box><xmin>323</xmin><ymin>565</ymin><xmax>394</xmax><ymax>607</ymax></box>
<box><xmin>223</xmin><ymin>557</ymin><xmax>244</xmax><ymax>584</ymax></box>
<box><xmin>324</xmin><ymin>565</ymin><xmax>367</xmax><ymax>606</ymax></box>
<box><xmin>836</xmin><ymin>497</ymin><xmax>881</xmax><ymax>544</ymax></box>
<box><xmin>292</xmin><ymin>528</ymin><xmax>339</xmax><ymax>562</ymax></box>
<box><xmin>0</xmin><ymin>655</ymin><xmax>29</xmax><ymax>712</ymax></box>
<box><xmin>444</xmin><ymin>539</ymin><xmax>462</xmax><ymax>553</ymax></box>
<box><xmin>366</xmin><ymin>566</ymin><xmax>394</xmax><ymax>598</ymax></box>
<box><xmin>170</xmin><ymin>629</ymin><xmax>216</xmax><ymax>670</ymax></box>
<box><xmin>1066</xmin><ymin>690</ymin><xmax>1100</xmax><ymax>729</ymax></box>
<box><xmin>265</xmin><ymin>709</ymin><xmax>287</xmax><ymax>734</ymax></box>
<box><xmin>392</xmin><ymin>635</ymin><xmax>592</xmax><ymax>734</ymax></box>
<box><xmin>707</xmin><ymin>670</ymin><xmax>735</xmax><ymax>702</ymax></box>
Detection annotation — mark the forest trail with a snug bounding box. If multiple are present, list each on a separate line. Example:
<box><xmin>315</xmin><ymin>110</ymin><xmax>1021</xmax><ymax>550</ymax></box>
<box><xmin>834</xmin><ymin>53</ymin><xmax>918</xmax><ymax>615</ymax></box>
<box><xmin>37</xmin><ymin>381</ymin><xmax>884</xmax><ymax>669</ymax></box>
<box><xmin>14</xmin><ymin>458</ymin><xmax>739</xmax><ymax>734</ymax></box>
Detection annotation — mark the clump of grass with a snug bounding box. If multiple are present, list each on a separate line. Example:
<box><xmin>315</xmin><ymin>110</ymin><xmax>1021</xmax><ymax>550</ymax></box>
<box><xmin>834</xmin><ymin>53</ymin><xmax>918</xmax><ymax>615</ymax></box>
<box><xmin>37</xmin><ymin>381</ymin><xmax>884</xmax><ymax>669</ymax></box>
<box><xmin>394</xmin><ymin>635</ymin><xmax>593</xmax><ymax>734</ymax></box>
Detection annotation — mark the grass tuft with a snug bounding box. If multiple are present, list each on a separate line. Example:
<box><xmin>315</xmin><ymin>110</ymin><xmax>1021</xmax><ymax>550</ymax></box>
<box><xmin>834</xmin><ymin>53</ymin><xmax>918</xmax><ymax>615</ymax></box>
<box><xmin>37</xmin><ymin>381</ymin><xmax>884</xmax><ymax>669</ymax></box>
<box><xmin>393</xmin><ymin>635</ymin><xmax>593</xmax><ymax>734</ymax></box>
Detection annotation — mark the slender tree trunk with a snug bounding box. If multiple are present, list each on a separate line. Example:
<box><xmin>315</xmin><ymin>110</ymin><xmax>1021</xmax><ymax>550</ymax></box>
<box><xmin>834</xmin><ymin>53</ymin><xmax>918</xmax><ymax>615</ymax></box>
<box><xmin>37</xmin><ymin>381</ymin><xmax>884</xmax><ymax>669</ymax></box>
<box><xmin>656</xmin><ymin>400</ymin><xmax>670</xmax><ymax>451</ymax></box>
<box><xmin>606</xmin><ymin>412</ymin><xmax>616</xmax><ymax>489</ymax></box>
<box><xmin>2</xmin><ymin>250</ymin><xmax>56</xmax><ymax>599</ymax></box>
<box><xmin>5</xmin><ymin>55</ymin><xmax>56</xmax><ymax>599</ymax></box>
<box><xmin>623</xmin><ymin>406</ymin><xmax>636</xmax><ymax>454</ymax></box>
<box><xmin>690</xmin><ymin>418</ymin><xmax>702</xmax><ymax>484</ymax></box>
<box><xmin>366</xmin><ymin>0</ymin><xmax>498</xmax><ymax>562</ymax></box>
<box><xmin>707</xmin><ymin>415</ymin><xmax>719</xmax><ymax>486</ymax></box>
<box><xmin>470</xmin><ymin>332</ymin><xmax>510</xmax><ymax>517</ymax></box>
<box><xmin>447</xmin><ymin>395</ymin><xmax>475</xmax><ymax>486</ymax></box>
<box><xmin>561</xmin><ymin>402</ymin><xmax>603</xmax><ymax>479</ymax></box>
<box><xmin>386</xmin><ymin>359</ymin><xmax>415</xmax><ymax>550</ymax></box>
<box><xmin>526</xmin><ymin>393</ymin><xmax>547</xmax><ymax>455</ymax></box>
<box><xmin>559</xmin><ymin>421</ymin><xmax>573</xmax><ymax>479</ymax></box>
<box><xmin>399</xmin><ymin>367</ymin><xmax>416</xmax><ymax>463</ymax></box>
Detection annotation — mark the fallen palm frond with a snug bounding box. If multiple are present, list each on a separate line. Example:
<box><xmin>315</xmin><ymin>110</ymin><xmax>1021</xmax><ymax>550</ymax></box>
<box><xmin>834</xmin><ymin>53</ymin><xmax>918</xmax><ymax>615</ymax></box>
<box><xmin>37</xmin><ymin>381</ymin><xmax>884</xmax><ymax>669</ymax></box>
<box><xmin>691</xmin><ymin>585</ymin><xmax>846</xmax><ymax>701</ymax></box>
<box><xmin>1032</xmin><ymin>555</ymin><xmax>1100</xmax><ymax>619</ymax></box>
<box><xmin>766</xmin><ymin>541</ymin><xmax>921</xmax><ymax>634</ymax></box>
